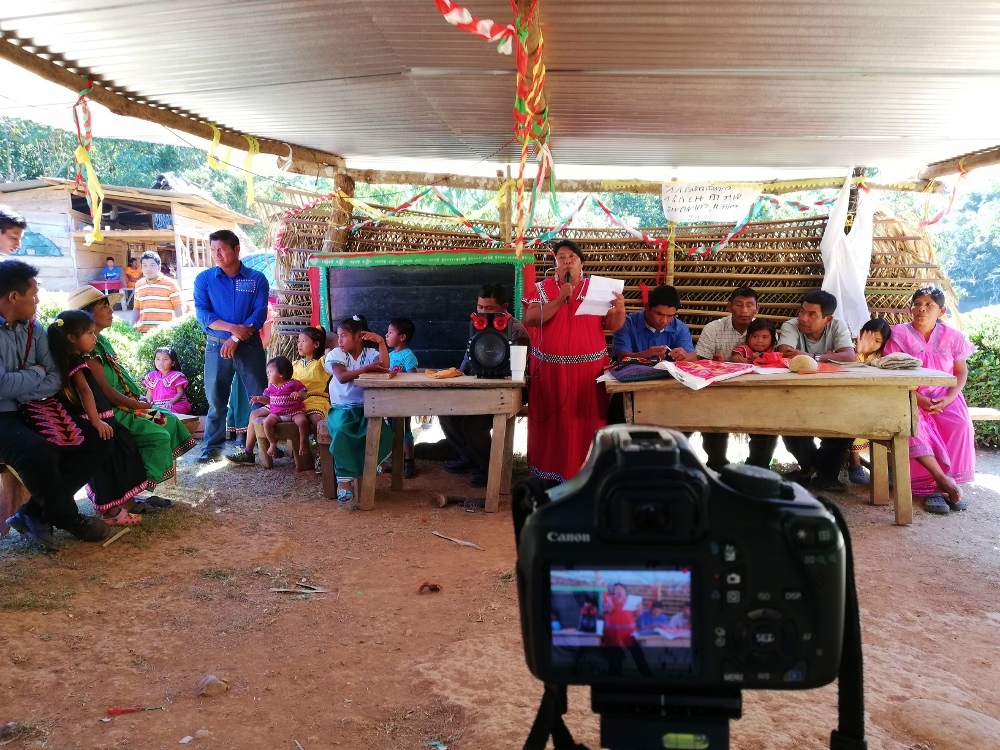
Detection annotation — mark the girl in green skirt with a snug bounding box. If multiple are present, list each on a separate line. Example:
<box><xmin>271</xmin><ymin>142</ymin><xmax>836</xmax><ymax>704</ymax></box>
<box><xmin>323</xmin><ymin>316</ymin><xmax>393</xmax><ymax>504</ymax></box>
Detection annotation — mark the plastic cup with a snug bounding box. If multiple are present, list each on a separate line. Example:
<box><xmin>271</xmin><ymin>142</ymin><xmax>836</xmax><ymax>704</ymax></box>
<box><xmin>510</xmin><ymin>345</ymin><xmax>528</xmax><ymax>381</ymax></box>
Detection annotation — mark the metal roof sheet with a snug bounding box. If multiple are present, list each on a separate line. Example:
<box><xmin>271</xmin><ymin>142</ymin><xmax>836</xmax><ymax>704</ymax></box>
<box><xmin>2</xmin><ymin>0</ymin><xmax>999</xmax><ymax>169</ymax></box>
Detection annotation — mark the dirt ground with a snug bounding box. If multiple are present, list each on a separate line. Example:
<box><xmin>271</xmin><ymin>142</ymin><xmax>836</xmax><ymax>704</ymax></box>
<box><xmin>2</xmin><ymin>438</ymin><xmax>1000</xmax><ymax>750</ymax></box>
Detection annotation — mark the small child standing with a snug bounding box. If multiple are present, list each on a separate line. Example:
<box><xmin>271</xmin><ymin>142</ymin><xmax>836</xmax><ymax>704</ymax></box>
<box><xmin>324</xmin><ymin>315</ymin><xmax>394</xmax><ymax>504</ymax></box>
<box><xmin>228</xmin><ymin>356</ymin><xmax>310</xmax><ymax>463</ymax></box>
<box><xmin>848</xmin><ymin>318</ymin><xmax>893</xmax><ymax>484</ymax></box>
<box><xmin>386</xmin><ymin>317</ymin><xmax>418</xmax><ymax>478</ymax></box>
<box><xmin>142</xmin><ymin>347</ymin><xmax>191</xmax><ymax>414</ymax></box>
<box><xmin>730</xmin><ymin>318</ymin><xmax>776</xmax><ymax>363</ymax></box>
<box><xmin>28</xmin><ymin>311</ymin><xmax>152</xmax><ymax>525</ymax></box>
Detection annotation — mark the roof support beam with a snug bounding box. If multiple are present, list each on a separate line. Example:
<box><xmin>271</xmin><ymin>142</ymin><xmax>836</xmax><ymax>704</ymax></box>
<box><xmin>919</xmin><ymin>145</ymin><xmax>1000</xmax><ymax>180</ymax></box>
<box><xmin>344</xmin><ymin>169</ymin><xmax>944</xmax><ymax>195</ymax></box>
<box><xmin>0</xmin><ymin>35</ymin><xmax>345</xmax><ymax>176</ymax></box>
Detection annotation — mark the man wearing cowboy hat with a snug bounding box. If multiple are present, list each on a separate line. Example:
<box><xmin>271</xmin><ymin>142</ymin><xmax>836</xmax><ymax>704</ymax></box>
<box><xmin>194</xmin><ymin>229</ymin><xmax>269</xmax><ymax>463</ymax></box>
<box><xmin>1</xmin><ymin>260</ymin><xmax>116</xmax><ymax>549</ymax></box>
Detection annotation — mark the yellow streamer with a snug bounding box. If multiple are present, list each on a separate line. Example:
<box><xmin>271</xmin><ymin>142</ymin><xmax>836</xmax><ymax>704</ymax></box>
<box><xmin>206</xmin><ymin>122</ymin><xmax>225</xmax><ymax>171</ymax></box>
<box><xmin>242</xmin><ymin>134</ymin><xmax>260</xmax><ymax>205</ymax></box>
<box><xmin>73</xmin><ymin>144</ymin><xmax>105</xmax><ymax>245</ymax></box>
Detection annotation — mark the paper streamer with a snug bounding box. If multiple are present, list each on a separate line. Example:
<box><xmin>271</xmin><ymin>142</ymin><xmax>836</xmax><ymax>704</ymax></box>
<box><xmin>72</xmin><ymin>79</ymin><xmax>104</xmax><ymax>245</ymax></box>
<box><xmin>433</xmin><ymin>0</ymin><xmax>515</xmax><ymax>53</ymax></box>
<box><xmin>206</xmin><ymin>123</ymin><xmax>225</xmax><ymax>170</ymax></box>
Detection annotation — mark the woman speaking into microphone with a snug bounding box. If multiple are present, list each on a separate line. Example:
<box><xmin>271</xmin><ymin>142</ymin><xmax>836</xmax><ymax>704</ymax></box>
<box><xmin>522</xmin><ymin>239</ymin><xmax>626</xmax><ymax>484</ymax></box>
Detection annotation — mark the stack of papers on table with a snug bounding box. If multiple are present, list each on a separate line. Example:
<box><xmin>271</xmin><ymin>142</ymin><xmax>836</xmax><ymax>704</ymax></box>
<box><xmin>655</xmin><ymin>360</ymin><xmax>753</xmax><ymax>390</ymax></box>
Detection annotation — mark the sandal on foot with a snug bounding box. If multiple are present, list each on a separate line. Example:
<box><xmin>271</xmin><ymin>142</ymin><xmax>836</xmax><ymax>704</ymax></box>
<box><xmin>923</xmin><ymin>494</ymin><xmax>950</xmax><ymax>515</ymax></box>
<box><xmin>336</xmin><ymin>488</ymin><xmax>354</xmax><ymax>505</ymax></box>
<box><xmin>105</xmin><ymin>507</ymin><xmax>143</xmax><ymax>526</ymax></box>
<box><xmin>946</xmin><ymin>496</ymin><xmax>968</xmax><ymax>511</ymax></box>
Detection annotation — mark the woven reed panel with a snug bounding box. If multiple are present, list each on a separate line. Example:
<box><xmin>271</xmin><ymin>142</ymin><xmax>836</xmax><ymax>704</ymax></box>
<box><xmin>271</xmin><ymin>207</ymin><xmax>953</xmax><ymax>349</ymax></box>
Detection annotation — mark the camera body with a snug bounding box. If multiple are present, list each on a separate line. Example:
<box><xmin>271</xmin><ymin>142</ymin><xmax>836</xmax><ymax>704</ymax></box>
<box><xmin>516</xmin><ymin>425</ymin><xmax>846</xmax><ymax>691</ymax></box>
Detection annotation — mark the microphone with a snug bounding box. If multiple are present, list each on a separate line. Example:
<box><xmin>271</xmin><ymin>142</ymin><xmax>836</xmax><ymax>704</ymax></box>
<box><xmin>564</xmin><ymin>271</ymin><xmax>571</xmax><ymax>285</ymax></box>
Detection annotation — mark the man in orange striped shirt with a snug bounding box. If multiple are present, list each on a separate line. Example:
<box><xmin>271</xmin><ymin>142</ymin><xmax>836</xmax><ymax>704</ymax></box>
<box><xmin>133</xmin><ymin>250</ymin><xmax>183</xmax><ymax>333</ymax></box>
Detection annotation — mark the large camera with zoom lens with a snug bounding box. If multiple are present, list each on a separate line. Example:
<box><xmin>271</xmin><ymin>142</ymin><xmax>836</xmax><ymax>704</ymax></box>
<box><xmin>514</xmin><ymin>426</ymin><xmax>852</xmax><ymax>750</ymax></box>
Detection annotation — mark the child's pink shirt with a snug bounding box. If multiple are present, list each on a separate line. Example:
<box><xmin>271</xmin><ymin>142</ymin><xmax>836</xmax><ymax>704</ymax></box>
<box><xmin>143</xmin><ymin>370</ymin><xmax>190</xmax><ymax>403</ymax></box>
<box><xmin>264</xmin><ymin>379</ymin><xmax>308</xmax><ymax>415</ymax></box>
<box><xmin>731</xmin><ymin>343</ymin><xmax>774</xmax><ymax>360</ymax></box>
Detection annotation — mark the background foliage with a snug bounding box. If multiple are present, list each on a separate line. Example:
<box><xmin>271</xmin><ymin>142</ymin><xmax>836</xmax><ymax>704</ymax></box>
<box><xmin>962</xmin><ymin>306</ymin><xmax>1000</xmax><ymax>447</ymax></box>
<box><xmin>135</xmin><ymin>315</ymin><xmax>208</xmax><ymax>414</ymax></box>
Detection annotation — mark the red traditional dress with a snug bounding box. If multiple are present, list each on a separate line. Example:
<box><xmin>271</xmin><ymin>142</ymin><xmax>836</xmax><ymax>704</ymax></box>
<box><xmin>522</xmin><ymin>277</ymin><xmax>610</xmax><ymax>482</ymax></box>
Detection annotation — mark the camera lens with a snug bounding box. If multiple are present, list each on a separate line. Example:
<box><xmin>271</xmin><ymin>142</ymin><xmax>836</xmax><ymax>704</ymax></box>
<box><xmin>633</xmin><ymin>500</ymin><xmax>671</xmax><ymax>531</ymax></box>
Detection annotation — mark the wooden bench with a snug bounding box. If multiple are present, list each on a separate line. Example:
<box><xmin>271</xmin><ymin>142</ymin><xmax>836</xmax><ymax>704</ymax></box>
<box><xmin>316</xmin><ymin>420</ymin><xmax>335</xmax><ymax>498</ymax></box>
<box><xmin>0</xmin><ymin>463</ymin><xmax>30</xmax><ymax>538</ymax></box>
<box><xmin>254</xmin><ymin>420</ymin><xmax>314</xmax><ymax>471</ymax></box>
<box><xmin>969</xmin><ymin>406</ymin><xmax>1000</xmax><ymax>421</ymax></box>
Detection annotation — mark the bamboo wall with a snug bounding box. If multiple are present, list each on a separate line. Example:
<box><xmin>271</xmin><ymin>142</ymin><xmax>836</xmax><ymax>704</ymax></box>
<box><xmin>264</xmin><ymin>197</ymin><xmax>954</xmax><ymax>353</ymax></box>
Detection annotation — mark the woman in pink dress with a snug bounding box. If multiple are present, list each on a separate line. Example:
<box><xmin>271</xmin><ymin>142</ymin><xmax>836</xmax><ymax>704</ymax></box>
<box><xmin>522</xmin><ymin>240</ymin><xmax>626</xmax><ymax>483</ymax></box>
<box><xmin>882</xmin><ymin>286</ymin><xmax>975</xmax><ymax>514</ymax></box>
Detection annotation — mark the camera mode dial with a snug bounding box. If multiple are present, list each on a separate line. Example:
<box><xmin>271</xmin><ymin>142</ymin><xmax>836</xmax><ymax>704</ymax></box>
<box><xmin>720</xmin><ymin>464</ymin><xmax>783</xmax><ymax>499</ymax></box>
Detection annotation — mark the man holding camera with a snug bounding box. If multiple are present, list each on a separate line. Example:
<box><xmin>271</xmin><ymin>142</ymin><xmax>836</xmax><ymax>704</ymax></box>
<box><xmin>441</xmin><ymin>282</ymin><xmax>529</xmax><ymax>487</ymax></box>
<box><xmin>778</xmin><ymin>290</ymin><xmax>856</xmax><ymax>491</ymax></box>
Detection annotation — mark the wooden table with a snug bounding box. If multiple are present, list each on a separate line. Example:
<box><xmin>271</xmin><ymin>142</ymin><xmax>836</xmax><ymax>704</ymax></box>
<box><xmin>356</xmin><ymin>373</ymin><xmax>523</xmax><ymax>513</ymax></box>
<box><xmin>605</xmin><ymin>367</ymin><xmax>956</xmax><ymax>525</ymax></box>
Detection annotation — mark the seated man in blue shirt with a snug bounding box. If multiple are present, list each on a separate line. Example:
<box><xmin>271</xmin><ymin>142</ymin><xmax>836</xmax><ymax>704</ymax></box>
<box><xmin>1</xmin><ymin>260</ymin><xmax>115</xmax><ymax>549</ymax></box>
<box><xmin>635</xmin><ymin>601</ymin><xmax>671</xmax><ymax>630</ymax></box>
<box><xmin>101</xmin><ymin>256</ymin><xmax>123</xmax><ymax>283</ymax></box>
<box><xmin>611</xmin><ymin>284</ymin><xmax>698</xmax><ymax>363</ymax></box>
<box><xmin>194</xmin><ymin>230</ymin><xmax>270</xmax><ymax>463</ymax></box>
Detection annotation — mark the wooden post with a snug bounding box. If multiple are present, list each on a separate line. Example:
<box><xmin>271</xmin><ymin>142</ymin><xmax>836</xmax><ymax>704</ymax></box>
<box><xmin>500</xmin><ymin>167</ymin><xmax>513</xmax><ymax>249</ymax></box>
<box><xmin>666</xmin><ymin>222</ymin><xmax>676</xmax><ymax>286</ymax></box>
<box><xmin>845</xmin><ymin>166</ymin><xmax>866</xmax><ymax>232</ymax></box>
<box><xmin>321</xmin><ymin>173</ymin><xmax>355</xmax><ymax>253</ymax></box>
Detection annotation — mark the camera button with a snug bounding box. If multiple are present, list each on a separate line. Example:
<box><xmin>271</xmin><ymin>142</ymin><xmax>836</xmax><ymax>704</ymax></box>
<box><xmin>783</xmin><ymin>661</ymin><xmax>808</xmax><ymax>683</ymax></box>
<box><xmin>724</xmin><ymin>589</ymin><xmax>742</xmax><ymax>605</ymax></box>
<box><xmin>746</xmin><ymin>608</ymin><xmax>782</xmax><ymax>621</ymax></box>
<box><xmin>723</xmin><ymin>543</ymin><xmax>739</xmax><ymax>562</ymax></box>
<box><xmin>783</xmin><ymin>589</ymin><xmax>805</xmax><ymax>604</ymax></box>
<box><xmin>789</xmin><ymin>522</ymin><xmax>817</xmax><ymax>547</ymax></box>
<box><xmin>722</xmin><ymin>662</ymin><xmax>745</xmax><ymax>684</ymax></box>
<box><xmin>752</xmin><ymin>623</ymin><xmax>780</xmax><ymax>648</ymax></box>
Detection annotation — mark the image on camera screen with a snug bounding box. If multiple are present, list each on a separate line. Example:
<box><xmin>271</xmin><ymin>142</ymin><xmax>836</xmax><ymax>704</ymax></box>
<box><xmin>549</xmin><ymin>566</ymin><xmax>694</xmax><ymax>678</ymax></box>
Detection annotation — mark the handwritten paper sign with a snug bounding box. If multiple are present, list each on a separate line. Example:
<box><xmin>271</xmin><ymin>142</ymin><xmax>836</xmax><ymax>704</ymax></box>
<box><xmin>661</xmin><ymin>183</ymin><xmax>762</xmax><ymax>224</ymax></box>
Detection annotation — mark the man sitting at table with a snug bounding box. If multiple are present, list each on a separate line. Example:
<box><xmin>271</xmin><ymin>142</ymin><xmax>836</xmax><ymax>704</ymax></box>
<box><xmin>441</xmin><ymin>282</ymin><xmax>530</xmax><ymax>487</ymax></box>
<box><xmin>695</xmin><ymin>286</ymin><xmax>777</xmax><ymax>471</ymax></box>
<box><xmin>635</xmin><ymin>601</ymin><xmax>670</xmax><ymax>630</ymax></box>
<box><xmin>611</xmin><ymin>284</ymin><xmax>697</xmax><ymax>363</ymax></box>
<box><xmin>778</xmin><ymin>290</ymin><xmax>857</xmax><ymax>492</ymax></box>
<box><xmin>668</xmin><ymin>603</ymin><xmax>691</xmax><ymax>630</ymax></box>
<box><xmin>101</xmin><ymin>256</ymin><xmax>123</xmax><ymax>284</ymax></box>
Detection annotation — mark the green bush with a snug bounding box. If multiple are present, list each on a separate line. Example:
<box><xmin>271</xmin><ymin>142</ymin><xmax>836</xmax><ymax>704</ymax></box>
<box><xmin>962</xmin><ymin>306</ymin><xmax>1000</xmax><ymax>447</ymax></box>
<box><xmin>135</xmin><ymin>314</ymin><xmax>208</xmax><ymax>415</ymax></box>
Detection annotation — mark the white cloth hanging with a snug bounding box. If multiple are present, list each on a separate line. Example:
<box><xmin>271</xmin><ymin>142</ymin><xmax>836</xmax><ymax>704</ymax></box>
<box><xmin>820</xmin><ymin>170</ymin><xmax>875</xmax><ymax>337</ymax></box>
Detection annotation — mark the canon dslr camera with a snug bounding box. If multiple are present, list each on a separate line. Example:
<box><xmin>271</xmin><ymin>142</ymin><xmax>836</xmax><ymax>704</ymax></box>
<box><xmin>514</xmin><ymin>425</ymin><xmax>850</xmax><ymax>750</ymax></box>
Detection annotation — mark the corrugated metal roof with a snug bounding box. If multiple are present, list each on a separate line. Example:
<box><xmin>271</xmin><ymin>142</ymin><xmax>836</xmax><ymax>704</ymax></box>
<box><xmin>2</xmin><ymin>0</ymin><xmax>999</xmax><ymax>169</ymax></box>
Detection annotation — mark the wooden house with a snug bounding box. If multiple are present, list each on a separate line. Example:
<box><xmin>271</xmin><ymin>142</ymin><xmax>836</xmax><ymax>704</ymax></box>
<box><xmin>0</xmin><ymin>176</ymin><xmax>255</xmax><ymax>299</ymax></box>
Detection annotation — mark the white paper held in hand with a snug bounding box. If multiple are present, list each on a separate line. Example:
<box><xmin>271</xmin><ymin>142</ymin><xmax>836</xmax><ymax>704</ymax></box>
<box><xmin>575</xmin><ymin>275</ymin><xmax>625</xmax><ymax>316</ymax></box>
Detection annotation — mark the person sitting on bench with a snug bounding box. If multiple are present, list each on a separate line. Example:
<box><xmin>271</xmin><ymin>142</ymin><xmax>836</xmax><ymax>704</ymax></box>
<box><xmin>1</xmin><ymin>260</ymin><xmax>115</xmax><ymax>549</ymax></box>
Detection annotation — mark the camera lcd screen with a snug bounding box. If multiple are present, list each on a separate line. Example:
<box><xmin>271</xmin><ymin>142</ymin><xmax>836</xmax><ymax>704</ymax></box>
<box><xmin>549</xmin><ymin>566</ymin><xmax>694</xmax><ymax>679</ymax></box>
